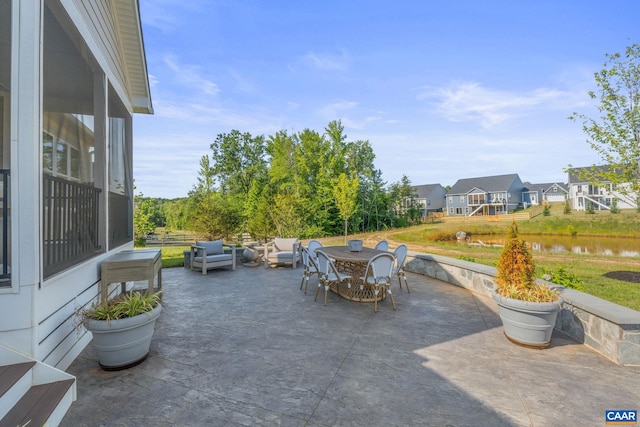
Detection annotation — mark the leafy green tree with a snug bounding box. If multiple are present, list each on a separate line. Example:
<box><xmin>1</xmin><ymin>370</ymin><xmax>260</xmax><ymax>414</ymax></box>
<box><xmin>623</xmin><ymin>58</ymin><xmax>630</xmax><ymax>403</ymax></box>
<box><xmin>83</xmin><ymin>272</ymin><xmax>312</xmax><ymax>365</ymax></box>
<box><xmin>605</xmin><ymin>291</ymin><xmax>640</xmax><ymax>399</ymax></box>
<box><xmin>133</xmin><ymin>193</ymin><xmax>156</xmax><ymax>247</ymax></box>
<box><xmin>569</xmin><ymin>43</ymin><xmax>640</xmax><ymax>208</ymax></box>
<box><xmin>332</xmin><ymin>173</ymin><xmax>360</xmax><ymax>243</ymax></box>
<box><xmin>563</xmin><ymin>199</ymin><xmax>572</xmax><ymax>215</ymax></box>
<box><xmin>210</xmin><ymin>130</ymin><xmax>267</xmax><ymax>196</ymax></box>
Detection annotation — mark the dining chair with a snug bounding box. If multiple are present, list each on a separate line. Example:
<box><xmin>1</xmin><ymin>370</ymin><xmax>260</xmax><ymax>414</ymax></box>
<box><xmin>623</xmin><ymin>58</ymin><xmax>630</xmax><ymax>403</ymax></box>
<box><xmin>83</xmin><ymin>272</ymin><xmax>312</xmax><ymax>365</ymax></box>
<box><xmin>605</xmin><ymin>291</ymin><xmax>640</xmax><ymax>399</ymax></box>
<box><xmin>359</xmin><ymin>253</ymin><xmax>396</xmax><ymax>312</ymax></box>
<box><xmin>299</xmin><ymin>246</ymin><xmax>320</xmax><ymax>294</ymax></box>
<box><xmin>314</xmin><ymin>249</ymin><xmax>352</xmax><ymax>306</ymax></box>
<box><xmin>374</xmin><ymin>240</ymin><xmax>389</xmax><ymax>251</ymax></box>
<box><xmin>307</xmin><ymin>240</ymin><xmax>323</xmax><ymax>265</ymax></box>
<box><xmin>392</xmin><ymin>244</ymin><xmax>410</xmax><ymax>293</ymax></box>
<box><xmin>307</xmin><ymin>239</ymin><xmax>323</xmax><ymax>256</ymax></box>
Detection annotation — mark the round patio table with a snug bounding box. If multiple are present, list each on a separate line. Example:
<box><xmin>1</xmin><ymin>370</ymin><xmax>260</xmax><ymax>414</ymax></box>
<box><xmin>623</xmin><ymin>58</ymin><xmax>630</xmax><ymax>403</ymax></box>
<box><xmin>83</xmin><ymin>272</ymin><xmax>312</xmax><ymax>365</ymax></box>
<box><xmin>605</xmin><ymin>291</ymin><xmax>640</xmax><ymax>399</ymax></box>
<box><xmin>320</xmin><ymin>246</ymin><xmax>390</xmax><ymax>302</ymax></box>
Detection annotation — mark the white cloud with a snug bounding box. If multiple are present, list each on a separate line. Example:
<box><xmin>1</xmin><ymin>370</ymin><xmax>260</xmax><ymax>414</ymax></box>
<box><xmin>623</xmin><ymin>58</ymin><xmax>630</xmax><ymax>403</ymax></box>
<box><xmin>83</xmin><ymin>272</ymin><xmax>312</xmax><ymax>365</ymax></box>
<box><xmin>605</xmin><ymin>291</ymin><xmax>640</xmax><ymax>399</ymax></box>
<box><xmin>163</xmin><ymin>55</ymin><xmax>220</xmax><ymax>96</ymax></box>
<box><xmin>297</xmin><ymin>50</ymin><xmax>350</xmax><ymax>72</ymax></box>
<box><xmin>418</xmin><ymin>82</ymin><xmax>581</xmax><ymax>129</ymax></box>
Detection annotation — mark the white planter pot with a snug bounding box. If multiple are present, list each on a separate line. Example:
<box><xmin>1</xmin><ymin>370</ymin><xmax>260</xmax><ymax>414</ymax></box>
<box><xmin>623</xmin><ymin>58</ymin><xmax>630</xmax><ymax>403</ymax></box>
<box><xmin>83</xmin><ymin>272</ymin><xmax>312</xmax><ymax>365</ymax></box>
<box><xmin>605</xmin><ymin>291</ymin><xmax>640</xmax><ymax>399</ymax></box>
<box><xmin>491</xmin><ymin>290</ymin><xmax>562</xmax><ymax>348</ymax></box>
<box><xmin>84</xmin><ymin>303</ymin><xmax>162</xmax><ymax>370</ymax></box>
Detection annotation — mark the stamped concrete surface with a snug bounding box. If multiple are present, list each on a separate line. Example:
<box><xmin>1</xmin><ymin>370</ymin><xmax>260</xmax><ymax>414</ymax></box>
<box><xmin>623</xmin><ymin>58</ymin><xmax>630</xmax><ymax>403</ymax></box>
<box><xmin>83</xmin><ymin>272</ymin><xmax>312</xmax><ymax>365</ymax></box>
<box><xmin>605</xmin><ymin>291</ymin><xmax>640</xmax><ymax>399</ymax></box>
<box><xmin>63</xmin><ymin>264</ymin><xmax>640</xmax><ymax>426</ymax></box>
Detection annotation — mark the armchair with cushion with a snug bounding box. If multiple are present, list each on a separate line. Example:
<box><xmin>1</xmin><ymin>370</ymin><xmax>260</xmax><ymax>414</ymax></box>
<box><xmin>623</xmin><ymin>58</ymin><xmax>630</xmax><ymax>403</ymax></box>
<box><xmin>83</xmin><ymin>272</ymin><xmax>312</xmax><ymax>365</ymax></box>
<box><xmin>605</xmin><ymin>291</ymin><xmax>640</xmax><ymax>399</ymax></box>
<box><xmin>190</xmin><ymin>240</ymin><xmax>236</xmax><ymax>275</ymax></box>
<box><xmin>263</xmin><ymin>237</ymin><xmax>301</xmax><ymax>268</ymax></box>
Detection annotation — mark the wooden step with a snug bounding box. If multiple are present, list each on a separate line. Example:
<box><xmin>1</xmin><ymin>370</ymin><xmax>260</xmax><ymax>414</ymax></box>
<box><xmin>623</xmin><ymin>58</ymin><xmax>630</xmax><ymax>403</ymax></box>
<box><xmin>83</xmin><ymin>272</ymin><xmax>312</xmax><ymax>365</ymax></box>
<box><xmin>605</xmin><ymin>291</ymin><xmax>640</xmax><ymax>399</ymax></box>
<box><xmin>0</xmin><ymin>362</ymin><xmax>35</xmax><ymax>398</ymax></box>
<box><xmin>0</xmin><ymin>378</ymin><xmax>75</xmax><ymax>427</ymax></box>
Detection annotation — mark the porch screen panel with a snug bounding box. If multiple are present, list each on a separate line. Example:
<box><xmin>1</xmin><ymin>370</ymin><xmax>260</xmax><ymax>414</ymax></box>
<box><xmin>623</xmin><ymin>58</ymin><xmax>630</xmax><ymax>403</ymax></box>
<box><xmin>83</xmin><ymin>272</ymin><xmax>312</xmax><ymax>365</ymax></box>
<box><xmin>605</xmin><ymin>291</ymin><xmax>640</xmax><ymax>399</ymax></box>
<box><xmin>108</xmin><ymin>84</ymin><xmax>133</xmax><ymax>248</ymax></box>
<box><xmin>0</xmin><ymin>0</ymin><xmax>10</xmax><ymax>286</ymax></box>
<box><xmin>42</xmin><ymin>2</ymin><xmax>102</xmax><ymax>278</ymax></box>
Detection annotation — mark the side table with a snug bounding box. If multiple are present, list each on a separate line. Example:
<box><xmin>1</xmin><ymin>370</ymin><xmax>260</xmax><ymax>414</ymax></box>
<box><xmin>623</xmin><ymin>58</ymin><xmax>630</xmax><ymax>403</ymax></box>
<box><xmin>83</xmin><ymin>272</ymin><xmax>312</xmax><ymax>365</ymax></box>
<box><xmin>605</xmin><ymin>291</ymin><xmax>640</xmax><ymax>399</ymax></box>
<box><xmin>100</xmin><ymin>249</ymin><xmax>162</xmax><ymax>303</ymax></box>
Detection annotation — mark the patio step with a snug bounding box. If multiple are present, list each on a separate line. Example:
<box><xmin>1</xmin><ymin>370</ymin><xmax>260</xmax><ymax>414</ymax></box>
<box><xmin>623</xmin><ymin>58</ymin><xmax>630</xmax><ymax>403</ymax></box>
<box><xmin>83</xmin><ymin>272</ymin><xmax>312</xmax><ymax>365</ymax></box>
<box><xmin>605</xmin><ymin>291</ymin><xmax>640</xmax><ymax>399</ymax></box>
<box><xmin>0</xmin><ymin>346</ymin><xmax>76</xmax><ymax>427</ymax></box>
<box><xmin>0</xmin><ymin>377</ymin><xmax>75</xmax><ymax>427</ymax></box>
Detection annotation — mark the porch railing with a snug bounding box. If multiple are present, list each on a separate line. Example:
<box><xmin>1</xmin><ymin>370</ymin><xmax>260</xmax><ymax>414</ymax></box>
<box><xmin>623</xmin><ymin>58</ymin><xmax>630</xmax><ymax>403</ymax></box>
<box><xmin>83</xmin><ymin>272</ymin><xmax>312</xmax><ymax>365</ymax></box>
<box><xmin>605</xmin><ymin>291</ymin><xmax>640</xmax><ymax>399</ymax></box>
<box><xmin>0</xmin><ymin>169</ymin><xmax>9</xmax><ymax>285</ymax></box>
<box><xmin>43</xmin><ymin>174</ymin><xmax>102</xmax><ymax>279</ymax></box>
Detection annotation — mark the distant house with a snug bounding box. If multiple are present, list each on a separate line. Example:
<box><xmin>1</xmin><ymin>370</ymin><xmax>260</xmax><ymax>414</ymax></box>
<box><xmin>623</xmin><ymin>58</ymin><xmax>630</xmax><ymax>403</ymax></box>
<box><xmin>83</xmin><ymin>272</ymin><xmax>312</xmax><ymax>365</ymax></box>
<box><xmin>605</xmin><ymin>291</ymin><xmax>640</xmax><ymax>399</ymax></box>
<box><xmin>522</xmin><ymin>183</ymin><xmax>569</xmax><ymax>206</ymax></box>
<box><xmin>446</xmin><ymin>174</ymin><xmax>524</xmax><ymax>216</ymax></box>
<box><xmin>568</xmin><ymin>166</ymin><xmax>638</xmax><ymax>210</ymax></box>
<box><xmin>410</xmin><ymin>184</ymin><xmax>446</xmax><ymax>216</ymax></box>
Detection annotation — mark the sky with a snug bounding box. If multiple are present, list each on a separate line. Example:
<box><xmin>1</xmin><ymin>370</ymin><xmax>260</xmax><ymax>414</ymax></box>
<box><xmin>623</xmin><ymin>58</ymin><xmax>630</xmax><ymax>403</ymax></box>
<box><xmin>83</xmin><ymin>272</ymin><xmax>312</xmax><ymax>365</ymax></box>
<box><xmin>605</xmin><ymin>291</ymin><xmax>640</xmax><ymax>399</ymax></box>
<box><xmin>133</xmin><ymin>0</ymin><xmax>640</xmax><ymax>199</ymax></box>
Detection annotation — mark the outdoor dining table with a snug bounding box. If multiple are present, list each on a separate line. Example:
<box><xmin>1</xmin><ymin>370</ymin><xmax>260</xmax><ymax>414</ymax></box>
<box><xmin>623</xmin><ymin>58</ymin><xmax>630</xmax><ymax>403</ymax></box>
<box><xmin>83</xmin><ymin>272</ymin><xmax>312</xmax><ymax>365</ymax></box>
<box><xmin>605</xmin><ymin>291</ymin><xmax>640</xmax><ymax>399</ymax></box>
<box><xmin>320</xmin><ymin>245</ymin><xmax>390</xmax><ymax>302</ymax></box>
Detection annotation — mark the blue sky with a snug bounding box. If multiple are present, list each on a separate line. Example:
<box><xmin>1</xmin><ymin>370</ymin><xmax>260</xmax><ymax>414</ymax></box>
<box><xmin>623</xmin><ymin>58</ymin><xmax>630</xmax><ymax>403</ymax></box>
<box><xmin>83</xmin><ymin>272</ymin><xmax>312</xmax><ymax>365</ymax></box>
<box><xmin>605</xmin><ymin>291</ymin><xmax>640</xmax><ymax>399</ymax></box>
<box><xmin>133</xmin><ymin>0</ymin><xmax>640</xmax><ymax>199</ymax></box>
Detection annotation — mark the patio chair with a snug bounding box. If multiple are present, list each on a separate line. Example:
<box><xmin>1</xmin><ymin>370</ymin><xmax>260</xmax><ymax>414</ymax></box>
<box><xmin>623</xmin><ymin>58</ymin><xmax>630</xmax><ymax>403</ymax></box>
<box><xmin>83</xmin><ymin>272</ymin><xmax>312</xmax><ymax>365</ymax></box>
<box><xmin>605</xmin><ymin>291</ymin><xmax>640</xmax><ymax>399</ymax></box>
<box><xmin>315</xmin><ymin>249</ymin><xmax>352</xmax><ymax>305</ymax></box>
<box><xmin>359</xmin><ymin>253</ymin><xmax>396</xmax><ymax>312</ymax></box>
<box><xmin>307</xmin><ymin>239</ymin><xmax>323</xmax><ymax>258</ymax></box>
<box><xmin>190</xmin><ymin>240</ymin><xmax>236</xmax><ymax>275</ymax></box>
<box><xmin>263</xmin><ymin>237</ymin><xmax>301</xmax><ymax>268</ymax></box>
<box><xmin>392</xmin><ymin>244</ymin><xmax>410</xmax><ymax>293</ymax></box>
<box><xmin>299</xmin><ymin>246</ymin><xmax>321</xmax><ymax>294</ymax></box>
<box><xmin>374</xmin><ymin>240</ymin><xmax>389</xmax><ymax>251</ymax></box>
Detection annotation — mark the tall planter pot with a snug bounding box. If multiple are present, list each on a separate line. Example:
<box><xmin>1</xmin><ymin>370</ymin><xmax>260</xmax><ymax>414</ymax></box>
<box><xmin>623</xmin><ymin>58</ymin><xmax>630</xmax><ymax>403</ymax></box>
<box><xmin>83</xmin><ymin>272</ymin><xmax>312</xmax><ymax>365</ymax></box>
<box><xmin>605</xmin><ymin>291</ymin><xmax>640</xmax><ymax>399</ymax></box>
<box><xmin>491</xmin><ymin>290</ymin><xmax>562</xmax><ymax>348</ymax></box>
<box><xmin>84</xmin><ymin>303</ymin><xmax>162</xmax><ymax>370</ymax></box>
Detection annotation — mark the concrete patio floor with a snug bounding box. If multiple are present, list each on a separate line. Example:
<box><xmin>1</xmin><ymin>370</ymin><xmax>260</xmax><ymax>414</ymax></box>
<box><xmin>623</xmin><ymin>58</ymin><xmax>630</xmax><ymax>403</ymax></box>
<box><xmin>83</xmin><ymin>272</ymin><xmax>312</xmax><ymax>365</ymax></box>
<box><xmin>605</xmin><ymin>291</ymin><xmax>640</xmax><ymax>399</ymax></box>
<box><xmin>62</xmin><ymin>263</ymin><xmax>640</xmax><ymax>426</ymax></box>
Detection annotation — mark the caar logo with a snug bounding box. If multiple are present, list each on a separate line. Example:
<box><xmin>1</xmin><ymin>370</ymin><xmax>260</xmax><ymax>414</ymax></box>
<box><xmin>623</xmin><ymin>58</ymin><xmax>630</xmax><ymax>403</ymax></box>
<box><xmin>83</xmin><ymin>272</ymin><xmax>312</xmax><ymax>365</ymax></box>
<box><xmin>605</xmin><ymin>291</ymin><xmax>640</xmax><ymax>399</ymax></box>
<box><xmin>606</xmin><ymin>410</ymin><xmax>637</xmax><ymax>425</ymax></box>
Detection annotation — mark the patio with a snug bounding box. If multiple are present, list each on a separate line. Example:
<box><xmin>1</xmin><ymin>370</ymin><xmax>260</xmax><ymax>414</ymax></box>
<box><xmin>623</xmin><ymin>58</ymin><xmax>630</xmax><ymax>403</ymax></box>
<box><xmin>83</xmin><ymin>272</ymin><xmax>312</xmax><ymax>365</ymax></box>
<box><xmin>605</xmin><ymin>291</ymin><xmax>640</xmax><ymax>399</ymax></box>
<box><xmin>62</xmin><ymin>263</ymin><xmax>640</xmax><ymax>426</ymax></box>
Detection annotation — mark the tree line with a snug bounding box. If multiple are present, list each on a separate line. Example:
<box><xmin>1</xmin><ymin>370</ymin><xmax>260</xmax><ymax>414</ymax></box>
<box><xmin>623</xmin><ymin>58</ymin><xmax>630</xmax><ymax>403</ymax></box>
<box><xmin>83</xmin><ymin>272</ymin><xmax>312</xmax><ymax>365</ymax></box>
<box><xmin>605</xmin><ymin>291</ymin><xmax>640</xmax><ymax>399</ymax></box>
<box><xmin>134</xmin><ymin>120</ymin><xmax>423</xmax><ymax>242</ymax></box>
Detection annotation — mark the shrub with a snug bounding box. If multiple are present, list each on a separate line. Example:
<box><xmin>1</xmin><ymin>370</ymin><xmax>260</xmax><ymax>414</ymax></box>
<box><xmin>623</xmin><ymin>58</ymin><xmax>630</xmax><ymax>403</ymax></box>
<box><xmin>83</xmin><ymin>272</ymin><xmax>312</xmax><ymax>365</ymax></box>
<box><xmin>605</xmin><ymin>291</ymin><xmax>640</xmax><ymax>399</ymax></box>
<box><xmin>563</xmin><ymin>200</ymin><xmax>572</xmax><ymax>215</ymax></box>
<box><xmin>495</xmin><ymin>222</ymin><xmax>558</xmax><ymax>302</ymax></box>
<box><xmin>539</xmin><ymin>266</ymin><xmax>584</xmax><ymax>291</ymax></box>
<box><xmin>543</xmin><ymin>205</ymin><xmax>551</xmax><ymax>216</ymax></box>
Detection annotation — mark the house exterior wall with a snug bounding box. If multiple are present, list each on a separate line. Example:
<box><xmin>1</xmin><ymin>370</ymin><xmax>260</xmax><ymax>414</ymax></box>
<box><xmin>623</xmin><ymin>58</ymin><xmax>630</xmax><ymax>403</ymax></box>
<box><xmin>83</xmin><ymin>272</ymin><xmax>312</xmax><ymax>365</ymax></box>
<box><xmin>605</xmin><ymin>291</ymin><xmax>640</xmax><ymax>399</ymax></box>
<box><xmin>544</xmin><ymin>184</ymin><xmax>568</xmax><ymax>203</ymax></box>
<box><xmin>0</xmin><ymin>0</ymin><xmax>149</xmax><ymax>370</ymax></box>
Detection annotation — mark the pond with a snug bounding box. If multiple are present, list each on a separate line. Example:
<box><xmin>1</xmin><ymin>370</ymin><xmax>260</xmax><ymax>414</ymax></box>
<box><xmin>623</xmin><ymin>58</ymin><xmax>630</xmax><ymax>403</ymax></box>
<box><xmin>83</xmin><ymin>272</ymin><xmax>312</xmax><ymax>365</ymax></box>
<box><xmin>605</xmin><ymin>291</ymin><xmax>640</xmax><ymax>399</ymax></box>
<box><xmin>469</xmin><ymin>235</ymin><xmax>640</xmax><ymax>257</ymax></box>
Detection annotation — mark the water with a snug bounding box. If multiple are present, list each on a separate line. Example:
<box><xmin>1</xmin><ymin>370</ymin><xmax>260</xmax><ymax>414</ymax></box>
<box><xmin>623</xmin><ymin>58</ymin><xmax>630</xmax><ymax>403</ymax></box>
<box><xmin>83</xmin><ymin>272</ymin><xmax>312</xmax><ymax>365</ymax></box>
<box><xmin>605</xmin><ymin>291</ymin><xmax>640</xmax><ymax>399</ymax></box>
<box><xmin>472</xmin><ymin>235</ymin><xmax>640</xmax><ymax>257</ymax></box>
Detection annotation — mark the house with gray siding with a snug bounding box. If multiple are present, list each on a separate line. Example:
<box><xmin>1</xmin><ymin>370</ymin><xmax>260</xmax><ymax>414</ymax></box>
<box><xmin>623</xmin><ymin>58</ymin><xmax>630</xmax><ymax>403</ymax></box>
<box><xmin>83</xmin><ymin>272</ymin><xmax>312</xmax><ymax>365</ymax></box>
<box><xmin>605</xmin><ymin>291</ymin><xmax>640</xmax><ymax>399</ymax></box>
<box><xmin>412</xmin><ymin>183</ymin><xmax>446</xmax><ymax>216</ymax></box>
<box><xmin>522</xmin><ymin>183</ymin><xmax>568</xmax><ymax>206</ymax></box>
<box><xmin>446</xmin><ymin>174</ymin><xmax>524</xmax><ymax>216</ymax></box>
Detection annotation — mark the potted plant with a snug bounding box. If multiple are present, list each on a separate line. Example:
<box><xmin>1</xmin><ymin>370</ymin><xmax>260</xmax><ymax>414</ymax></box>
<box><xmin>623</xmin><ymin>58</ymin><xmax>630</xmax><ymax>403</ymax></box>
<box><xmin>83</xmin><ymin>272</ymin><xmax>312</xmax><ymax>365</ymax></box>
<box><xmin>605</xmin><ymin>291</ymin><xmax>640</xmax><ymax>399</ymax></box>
<box><xmin>81</xmin><ymin>291</ymin><xmax>162</xmax><ymax>370</ymax></box>
<box><xmin>491</xmin><ymin>222</ymin><xmax>563</xmax><ymax>348</ymax></box>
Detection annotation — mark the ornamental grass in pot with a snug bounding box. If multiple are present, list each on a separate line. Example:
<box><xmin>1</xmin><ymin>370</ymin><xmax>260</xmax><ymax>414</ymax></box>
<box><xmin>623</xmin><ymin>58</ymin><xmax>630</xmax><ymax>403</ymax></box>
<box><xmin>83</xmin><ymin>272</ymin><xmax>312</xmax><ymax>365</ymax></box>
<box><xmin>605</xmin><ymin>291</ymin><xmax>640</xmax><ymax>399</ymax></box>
<box><xmin>491</xmin><ymin>222</ymin><xmax>563</xmax><ymax>348</ymax></box>
<box><xmin>82</xmin><ymin>291</ymin><xmax>162</xmax><ymax>370</ymax></box>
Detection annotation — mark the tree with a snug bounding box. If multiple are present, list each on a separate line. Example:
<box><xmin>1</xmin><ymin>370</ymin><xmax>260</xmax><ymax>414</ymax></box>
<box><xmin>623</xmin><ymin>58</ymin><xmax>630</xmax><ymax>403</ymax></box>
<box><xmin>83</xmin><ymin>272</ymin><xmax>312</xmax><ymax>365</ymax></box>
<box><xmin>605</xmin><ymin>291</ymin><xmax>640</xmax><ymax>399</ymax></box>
<box><xmin>332</xmin><ymin>173</ymin><xmax>359</xmax><ymax>243</ymax></box>
<box><xmin>133</xmin><ymin>193</ymin><xmax>156</xmax><ymax>247</ymax></box>
<box><xmin>569</xmin><ymin>43</ymin><xmax>640</xmax><ymax>207</ymax></box>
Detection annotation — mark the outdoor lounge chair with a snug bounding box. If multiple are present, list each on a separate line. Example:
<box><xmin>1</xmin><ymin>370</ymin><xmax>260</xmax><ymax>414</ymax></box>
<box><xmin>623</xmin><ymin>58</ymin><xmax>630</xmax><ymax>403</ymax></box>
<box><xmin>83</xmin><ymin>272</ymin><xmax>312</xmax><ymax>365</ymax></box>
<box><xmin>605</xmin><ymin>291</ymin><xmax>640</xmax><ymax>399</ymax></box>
<box><xmin>190</xmin><ymin>240</ymin><xmax>236</xmax><ymax>275</ymax></box>
<box><xmin>263</xmin><ymin>237</ymin><xmax>301</xmax><ymax>268</ymax></box>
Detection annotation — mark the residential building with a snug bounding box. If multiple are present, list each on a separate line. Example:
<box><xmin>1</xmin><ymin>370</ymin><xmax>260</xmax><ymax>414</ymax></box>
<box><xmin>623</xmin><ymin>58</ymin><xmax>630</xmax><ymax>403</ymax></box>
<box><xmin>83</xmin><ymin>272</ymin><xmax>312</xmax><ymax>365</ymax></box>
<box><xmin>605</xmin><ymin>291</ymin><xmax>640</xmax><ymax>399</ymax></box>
<box><xmin>1</xmin><ymin>0</ymin><xmax>152</xmax><ymax>421</ymax></box>
<box><xmin>446</xmin><ymin>174</ymin><xmax>524</xmax><ymax>216</ymax></box>
<box><xmin>568</xmin><ymin>166</ymin><xmax>638</xmax><ymax>210</ymax></box>
<box><xmin>522</xmin><ymin>183</ymin><xmax>569</xmax><ymax>207</ymax></box>
<box><xmin>410</xmin><ymin>183</ymin><xmax>447</xmax><ymax>216</ymax></box>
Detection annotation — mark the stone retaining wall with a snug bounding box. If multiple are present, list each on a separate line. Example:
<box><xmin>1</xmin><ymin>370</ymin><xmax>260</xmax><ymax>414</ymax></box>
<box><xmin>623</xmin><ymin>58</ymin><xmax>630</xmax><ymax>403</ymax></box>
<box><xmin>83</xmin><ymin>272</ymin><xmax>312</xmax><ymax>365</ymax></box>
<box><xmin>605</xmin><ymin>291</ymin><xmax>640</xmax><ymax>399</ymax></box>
<box><xmin>406</xmin><ymin>252</ymin><xmax>640</xmax><ymax>366</ymax></box>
